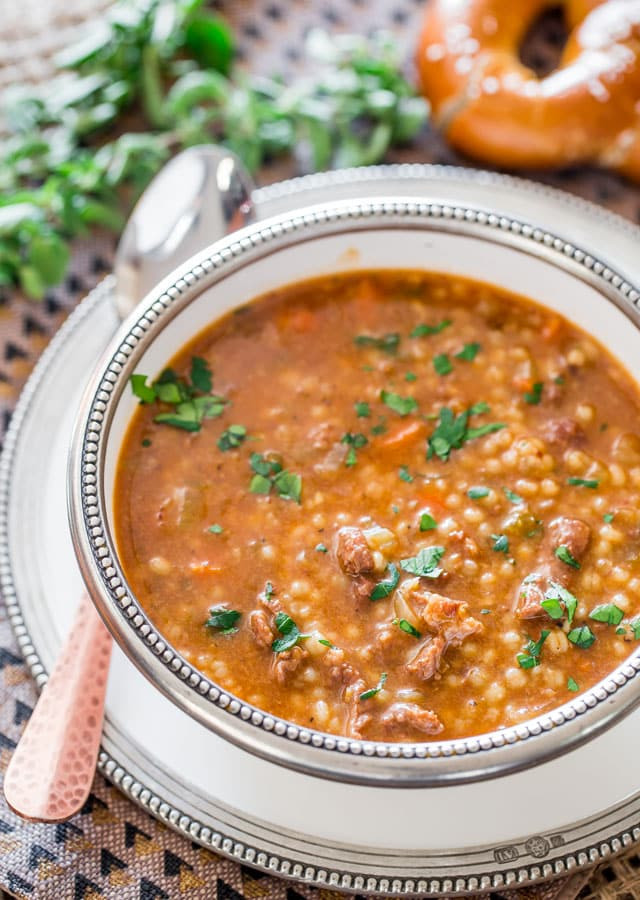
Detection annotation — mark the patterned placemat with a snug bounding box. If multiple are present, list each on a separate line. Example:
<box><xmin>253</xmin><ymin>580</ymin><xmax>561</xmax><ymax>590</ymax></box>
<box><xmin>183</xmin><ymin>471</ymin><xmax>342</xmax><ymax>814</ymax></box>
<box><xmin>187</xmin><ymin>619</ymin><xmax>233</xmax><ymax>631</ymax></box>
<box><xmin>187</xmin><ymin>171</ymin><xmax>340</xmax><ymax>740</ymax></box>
<box><xmin>1</xmin><ymin>1</ymin><xmax>640</xmax><ymax>898</ymax></box>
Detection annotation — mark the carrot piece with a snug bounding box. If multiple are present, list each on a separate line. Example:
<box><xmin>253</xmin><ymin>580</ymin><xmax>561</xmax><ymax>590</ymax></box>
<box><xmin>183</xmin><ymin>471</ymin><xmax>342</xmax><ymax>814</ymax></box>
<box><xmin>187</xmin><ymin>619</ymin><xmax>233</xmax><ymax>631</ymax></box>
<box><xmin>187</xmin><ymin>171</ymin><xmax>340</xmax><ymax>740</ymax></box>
<box><xmin>512</xmin><ymin>375</ymin><xmax>534</xmax><ymax>392</ymax></box>
<box><xmin>380</xmin><ymin>419</ymin><xmax>425</xmax><ymax>449</ymax></box>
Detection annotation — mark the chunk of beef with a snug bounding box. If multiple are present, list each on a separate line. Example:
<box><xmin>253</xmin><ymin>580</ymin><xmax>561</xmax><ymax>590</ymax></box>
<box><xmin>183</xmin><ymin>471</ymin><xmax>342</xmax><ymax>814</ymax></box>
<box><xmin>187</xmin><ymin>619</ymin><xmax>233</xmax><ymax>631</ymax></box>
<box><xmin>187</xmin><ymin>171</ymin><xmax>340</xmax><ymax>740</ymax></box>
<box><xmin>343</xmin><ymin>679</ymin><xmax>370</xmax><ymax>740</ymax></box>
<box><xmin>542</xmin><ymin>417</ymin><xmax>585</xmax><ymax>449</ymax></box>
<box><xmin>352</xmin><ymin>573</ymin><xmax>376</xmax><ymax>602</ymax></box>
<box><xmin>381</xmin><ymin>702</ymin><xmax>443</xmax><ymax>737</ymax></box>
<box><xmin>273</xmin><ymin>645</ymin><xmax>308</xmax><ymax>684</ymax></box>
<box><xmin>249</xmin><ymin>610</ymin><xmax>274</xmax><ymax>649</ymax></box>
<box><xmin>515</xmin><ymin>516</ymin><xmax>590</xmax><ymax>618</ymax></box>
<box><xmin>336</xmin><ymin>527</ymin><xmax>374</xmax><ymax>575</ymax></box>
<box><xmin>406</xmin><ymin>591</ymin><xmax>482</xmax><ymax>681</ymax></box>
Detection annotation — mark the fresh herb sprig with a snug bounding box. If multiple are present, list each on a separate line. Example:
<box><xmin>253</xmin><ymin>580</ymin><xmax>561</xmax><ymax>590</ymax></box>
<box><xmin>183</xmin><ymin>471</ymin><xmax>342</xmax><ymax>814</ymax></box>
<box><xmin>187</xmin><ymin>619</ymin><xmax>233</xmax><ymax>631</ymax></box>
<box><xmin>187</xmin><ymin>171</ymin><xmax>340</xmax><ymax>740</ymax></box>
<box><xmin>130</xmin><ymin>356</ymin><xmax>226</xmax><ymax>431</ymax></box>
<box><xmin>0</xmin><ymin>4</ymin><xmax>427</xmax><ymax>299</ymax></box>
<box><xmin>249</xmin><ymin>452</ymin><xmax>302</xmax><ymax>503</ymax></box>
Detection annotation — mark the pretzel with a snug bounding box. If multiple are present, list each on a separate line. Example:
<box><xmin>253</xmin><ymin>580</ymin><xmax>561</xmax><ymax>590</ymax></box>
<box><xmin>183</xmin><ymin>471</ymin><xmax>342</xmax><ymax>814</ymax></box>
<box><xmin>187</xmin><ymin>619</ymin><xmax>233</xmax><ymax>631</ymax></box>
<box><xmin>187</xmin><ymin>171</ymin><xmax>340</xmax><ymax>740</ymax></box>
<box><xmin>417</xmin><ymin>0</ymin><xmax>640</xmax><ymax>181</ymax></box>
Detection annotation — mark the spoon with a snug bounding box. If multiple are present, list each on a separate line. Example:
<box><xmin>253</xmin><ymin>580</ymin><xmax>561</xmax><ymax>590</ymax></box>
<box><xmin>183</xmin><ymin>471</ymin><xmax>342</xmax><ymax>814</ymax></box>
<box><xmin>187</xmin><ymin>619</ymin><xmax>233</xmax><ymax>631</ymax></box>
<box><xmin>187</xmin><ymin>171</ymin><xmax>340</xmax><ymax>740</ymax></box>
<box><xmin>4</xmin><ymin>145</ymin><xmax>255</xmax><ymax>823</ymax></box>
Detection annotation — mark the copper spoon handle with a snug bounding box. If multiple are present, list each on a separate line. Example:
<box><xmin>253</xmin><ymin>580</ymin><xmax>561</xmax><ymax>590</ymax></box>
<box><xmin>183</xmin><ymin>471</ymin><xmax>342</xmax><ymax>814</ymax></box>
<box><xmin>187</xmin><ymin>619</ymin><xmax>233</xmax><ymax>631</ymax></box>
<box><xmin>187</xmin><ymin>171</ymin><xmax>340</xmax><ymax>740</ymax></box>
<box><xmin>4</xmin><ymin>594</ymin><xmax>112</xmax><ymax>822</ymax></box>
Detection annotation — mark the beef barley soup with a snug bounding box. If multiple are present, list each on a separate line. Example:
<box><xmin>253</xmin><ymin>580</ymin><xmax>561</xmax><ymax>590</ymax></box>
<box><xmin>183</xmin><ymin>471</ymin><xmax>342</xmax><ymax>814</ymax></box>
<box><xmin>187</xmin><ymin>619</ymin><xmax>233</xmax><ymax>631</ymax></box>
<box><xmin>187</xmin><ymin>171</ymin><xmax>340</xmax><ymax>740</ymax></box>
<box><xmin>115</xmin><ymin>270</ymin><xmax>640</xmax><ymax>743</ymax></box>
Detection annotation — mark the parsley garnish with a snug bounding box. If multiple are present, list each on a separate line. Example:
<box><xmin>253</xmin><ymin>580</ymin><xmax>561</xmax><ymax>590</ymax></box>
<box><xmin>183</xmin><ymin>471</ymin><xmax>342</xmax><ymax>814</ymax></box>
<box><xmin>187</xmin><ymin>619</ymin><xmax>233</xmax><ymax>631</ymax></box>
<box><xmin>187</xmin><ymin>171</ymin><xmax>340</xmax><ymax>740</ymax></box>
<box><xmin>342</xmin><ymin>432</ymin><xmax>368</xmax><ymax>466</ymax></box>
<box><xmin>433</xmin><ymin>353</ymin><xmax>453</xmax><ymax>376</ymax></box>
<box><xmin>272</xmin><ymin>612</ymin><xmax>307</xmax><ymax>653</ymax></box>
<box><xmin>555</xmin><ymin>545</ymin><xmax>580</xmax><ymax>569</ymax></box>
<box><xmin>567</xmin><ymin>676</ymin><xmax>579</xmax><ymax>692</ymax></box>
<box><xmin>355</xmin><ymin>401</ymin><xmax>371</xmax><ymax>418</ymax></box>
<box><xmin>590</xmin><ymin>603</ymin><xmax>624</xmax><ymax>626</ymax></box>
<box><xmin>131</xmin><ymin>357</ymin><xmax>226</xmax><ymax>432</ymax></box>
<box><xmin>399</xmin><ymin>546</ymin><xmax>445</xmax><ymax>577</ymax></box>
<box><xmin>517</xmin><ymin>630</ymin><xmax>550</xmax><ymax>669</ymax></box>
<box><xmin>354</xmin><ymin>333</ymin><xmax>400</xmax><ymax>354</ymax></box>
<box><xmin>427</xmin><ymin>404</ymin><xmax>505</xmax><ymax>460</ymax></box>
<box><xmin>419</xmin><ymin>512</ymin><xmax>437</xmax><ymax>531</ymax></box>
<box><xmin>249</xmin><ymin>453</ymin><xmax>302</xmax><ymax>503</ymax></box>
<box><xmin>468</xmin><ymin>486</ymin><xmax>489</xmax><ymax>499</ymax></box>
<box><xmin>217</xmin><ymin>423</ymin><xmax>247</xmax><ymax>451</ymax></box>
<box><xmin>393</xmin><ymin>617</ymin><xmax>421</xmax><ymax>638</ymax></box>
<box><xmin>205</xmin><ymin>606</ymin><xmax>241</xmax><ymax>634</ymax></box>
<box><xmin>264</xmin><ymin>581</ymin><xmax>275</xmax><ymax>602</ymax></box>
<box><xmin>318</xmin><ymin>638</ymin><xmax>335</xmax><ymax>649</ymax></box>
<box><xmin>540</xmin><ymin>582</ymin><xmax>577</xmax><ymax>624</ymax></box>
<box><xmin>371</xmin><ymin>418</ymin><xmax>387</xmax><ymax>436</ymax></box>
<box><xmin>567</xmin><ymin>477</ymin><xmax>599</xmax><ymax>489</ymax></box>
<box><xmin>208</xmin><ymin>524</ymin><xmax>223</xmax><ymax>534</ymax></box>
<box><xmin>380</xmin><ymin>390</ymin><xmax>417</xmax><ymax>417</ymax></box>
<box><xmin>491</xmin><ymin>534</ymin><xmax>509</xmax><ymax>553</ymax></box>
<box><xmin>616</xmin><ymin>618</ymin><xmax>640</xmax><ymax>639</ymax></box>
<box><xmin>398</xmin><ymin>465</ymin><xmax>413</xmax><ymax>483</ymax></box>
<box><xmin>359</xmin><ymin>672</ymin><xmax>387</xmax><ymax>700</ymax></box>
<box><xmin>455</xmin><ymin>342</ymin><xmax>481</xmax><ymax>361</ymax></box>
<box><xmin>315</xmin><ymin>543</ymin><xmax>328</xmax><ymax>553</ymax></box>
<box><xmin>410</xmin><ymin>319</ymin><xmax>451</xmax><ymax>338</ymax></box>
<box><xmin>405</xmin><ymin>372</ymin><xmax>417</xmax><ymax>382</ymax></box>
<box><xmin>141</xmin><ymin>438</ymin><xmax>152</xmax><ymax>447</ymax></box>
<box><xmin>370</xmin><ymin>563</ymin><xmax>400</xmax><ymax>600</ymax></box>
<box><xmin>567</xmin><ymin>625</ymin><xmax>596</xmax><ymax>649</ymax></box>
<box><xmin>603</xmin><ymin>513</ymin><xmax>615</xmax><ymax>523</ymax></box>
<box><xmin>481</xmin><ymin>608</ymin><xmax>491</xmax><ymax>615</ymax></box>
<box><xmin>523</xmin><ymin>382</ymin><xmax>543</xmax><ymax>405</ymax></box>
<box><xmin>503</xmin><ymin>487</ymin><xmax>524</xmax><ymax>504</ymax></box>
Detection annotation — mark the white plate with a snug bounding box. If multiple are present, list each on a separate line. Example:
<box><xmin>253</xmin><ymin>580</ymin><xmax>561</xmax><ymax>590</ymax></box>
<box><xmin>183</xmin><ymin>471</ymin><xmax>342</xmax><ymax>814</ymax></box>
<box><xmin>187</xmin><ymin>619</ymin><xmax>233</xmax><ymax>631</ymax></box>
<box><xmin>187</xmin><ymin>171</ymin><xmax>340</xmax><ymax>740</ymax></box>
<box><xmin>3</xmin><ymin>165</ymin><xmax>640</xmax><ymax>896</ymax></box>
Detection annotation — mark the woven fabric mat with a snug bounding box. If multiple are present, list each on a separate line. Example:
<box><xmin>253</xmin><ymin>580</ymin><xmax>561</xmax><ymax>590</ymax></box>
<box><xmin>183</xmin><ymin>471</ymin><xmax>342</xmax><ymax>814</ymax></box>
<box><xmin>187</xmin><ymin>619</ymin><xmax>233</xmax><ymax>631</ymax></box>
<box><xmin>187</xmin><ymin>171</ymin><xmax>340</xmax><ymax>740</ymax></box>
<box><xmin>1</xmin><ymin>1</ymin><xmax>640</xmax><ymax>898</ymax></box>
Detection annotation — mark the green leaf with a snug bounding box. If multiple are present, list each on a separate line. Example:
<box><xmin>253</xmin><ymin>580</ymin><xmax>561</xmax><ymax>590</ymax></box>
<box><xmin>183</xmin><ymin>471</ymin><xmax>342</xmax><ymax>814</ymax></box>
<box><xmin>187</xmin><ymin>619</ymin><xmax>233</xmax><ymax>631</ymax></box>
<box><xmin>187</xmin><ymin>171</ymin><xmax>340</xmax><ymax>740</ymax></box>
<box><xmin>190</xmin><ymin>356</ymin><xmax>213</xmax><ymax>393</ymax></box>
<box><xmin>410</xmin><ymin>319</ymin><xmax>451</xmax><ymax>338</ymax></box>
<box><xmin>405</xmin><ymin>372</ymin><xmax>417</xmax><ymax>382</ymax></box>
<box><xmin>315</xmin><ymin>543</ymin><xmax>328</xmax><ymax>553</ymax></box>
<box><xmin>359</xmin><ymin>672</ymin><xmax>387</xmax><ymax>700</ymax></box>
<box><xmin>491</xmin><ymin>534</ymin><xmax>509</xmax><ymax>553</ymax></box>
<box><xmin>184</xmin><ymin>13</ymin><xmax>234</xmax><ymax>75</ymax></box>
<box><xmin>249</xmin><ymin>473</ymin><xmax>272</xmax><ymax>494</ymax></box>
<box><xmin>568</xmin><ymin>625</ymin><xmax>596</xmax><ymax>649</ymax></box>
<box><xmin>517</xmin><ymin>629</ymin><xmax>550</xmax><ymax>669</ymax></box>
<box><xmin>419</xmin><ymin>512</ymin><xmax>437</xmax><ymax>531</ymax></box>
<box><xmin>567</xmin><ymin>676</ymin><xmax>579</xmax><ymax>692</ymax></box>
<box><xmin>567</xmin><ymin>477</ymin><xmax>599</xmax><ymax>489</ymax></box>
<box><xmin>18</xmin><ymin>265</ymin><xmax>46</xmax><ymax>300</ymax></box>
<box><xmin>398</xmin><ymin>465</ymin><xmax>413</xmax><ymax>483</ymax></box>
<box><xmin>355</xmin><ymin>401</ymin><xmax>371</xmax><ymax>418</ymax></box>
<box><xmin>155</xmin><ymin>382</ymin><xmax>182</xmax><ymax>404</ymax></box>
<box><xmin>272</xmin><ymin>611</ymin><xmax>306</xmax><ymax>653</ymax></box>
<box><xmin>524</xmin><ymin>382</ymin><xmax>543</xmax><ymax>405</ymax></box>
<box><xmin>603</xmin><ymin>513</ymin><xmax>614</xmax><ymax>523</ymax></box>
<box><xmin>468</xmin><ymin>486</ymin><xmax>489</xmax><ymax>500</ymax></box>
<box><xmin>455</xmin><ymin>342</ymin><xmax>481</xmax><ymax>361</ymax></box>
<box><xmin>153</xmin><ymin>413</ymin><xmax>201</xmax><ymax>431</ymax></box>
<box><xmin>503</xmin><ymin>487</ymin><xmax>524</xmax><ymax>504</ymax></box>
<box><xmin>370</xmin><ymin>563</ymin><xmax>400</xmax><ymax>600</ymax></box>
<box><xmin>543</xmin><ymin>582</ymin><xmax>578</xmax><ymax>624</ymax></box>
<box><xmin>555</xmin><ymin>545</ymin><xmax>580</xmax><ymax>569</ymax></box>
<box><xmin>217</xmin><ymin>423</ymin><xmax>247</xmax><ymax>451</ymax></box>
<box><xmin>273</xmin><ymin>470</ymin><xmax>302</xmax><ymax>503</ymax></box>
<box><xmin>208</xmin><ymin>523</ymin><xmax>223</xmax><ymax>534</ymax></box>
<box><xmin>433</xmin><ymin>353</ymin><xmax>453</xmax><ymax>376</ymax></box>
<box><xmin>130</xmin><ymin>373</ymin><xmax>156</xmax><ymax>404</ymax></box>
<box><xmin>393</xmin><ymin>617</ymin><xmax>421</xmax><ymax>638</ymax></box>
<box><xmin>205</xmin><ymin>606</ymin><xmax>240</xmax><ymax>634</ymax></box>
<box><xmin>354</xmin><ymin>333</ymin><xmax>399</xmax><ymax>354</ymax></box>
<box><xmin>589</xmin><ymin>603</ymin><xmax>624</xmax><ymax>626</ymax></box>
<box><xmin>399</xmin><ymin>546</ymin><xmax>445</xmax><ymax>577</ymax></box>
<box><xmin>28</xmin><ymin>233</ymin><xmax>70</xmax><ymax>285</ymax></box>
<box><xmin>380</xmin><ymin>390</ymin><xmax>417</xmax><ymax>417</ymax></box>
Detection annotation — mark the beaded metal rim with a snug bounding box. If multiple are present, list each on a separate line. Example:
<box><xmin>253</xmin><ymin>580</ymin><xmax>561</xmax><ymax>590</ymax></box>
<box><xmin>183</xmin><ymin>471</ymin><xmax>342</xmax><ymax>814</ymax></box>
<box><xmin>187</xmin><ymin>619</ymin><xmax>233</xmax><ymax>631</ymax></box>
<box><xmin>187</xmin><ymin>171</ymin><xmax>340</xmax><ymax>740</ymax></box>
<box><xmin>69</xmin><ymin>195</ymin><xmax>640</xmax><ymax>788</ymax></box>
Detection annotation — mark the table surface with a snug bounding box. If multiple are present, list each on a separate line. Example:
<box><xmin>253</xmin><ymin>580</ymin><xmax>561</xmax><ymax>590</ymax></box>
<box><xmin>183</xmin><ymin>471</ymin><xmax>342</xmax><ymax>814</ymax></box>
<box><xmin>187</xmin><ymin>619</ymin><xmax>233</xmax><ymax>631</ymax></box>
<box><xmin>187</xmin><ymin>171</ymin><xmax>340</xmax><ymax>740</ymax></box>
<box><xmin>1</xmin><ymin>1</ymin><xmax>640</xmax><ymax>899</ymax></box>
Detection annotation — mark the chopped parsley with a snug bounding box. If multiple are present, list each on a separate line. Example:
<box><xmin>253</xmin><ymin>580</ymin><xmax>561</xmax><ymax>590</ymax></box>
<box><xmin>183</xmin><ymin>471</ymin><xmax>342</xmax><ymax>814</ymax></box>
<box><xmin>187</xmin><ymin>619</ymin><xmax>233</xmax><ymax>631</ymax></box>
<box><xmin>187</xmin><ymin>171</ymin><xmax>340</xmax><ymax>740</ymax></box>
<box><xmin>419</xmin><ymin>512</ymin><xmax>437</xmax><ymax>531</ymax></box>
<box><xmin>567</xmin><ymin>477</ymin><xmax>599</xmax><ymax>489</ymax></box>
<box><xmin>427</xmin><ymin>404</ymin><xmax>505</xmax><ymax>461</ymax></box>
<box><xmin>398</xmin><ymin>465</ymin><xmax>414</xmax><ymax>483</ymax></box>
<box><xmin>399</xmin><ymin>546</ymin><xmax>445</xmax><ymax>578</ymax></box>
<box><xmin>318</xmin><ymin>638</ymin><xmax>335</xmax><ymax>649</ymax></box>
<box><xmin>208</xmin><ymin>524</ymin><xmax>223</xmax><ymax>534</ymax></box>
<box><xmin>540</xmin><ymin>582</ymin><xmax>577</xmax><ymax>624</ymax></box>
<box><xmin>616</xmin><ymin>618</ymin><xmax>640</xmax><ymax>639</ymax></box>
<box><xmin>603</xmin><ymin>513</ymin><xmax>615</xmax><ymax>523</ymax></box>
<box><xmin>524</xmin><ymin>382</ymin><xmax>543</xmax><ymax>405</ymax></box>
<box><xmin>567</xmin><ymin>625</ymin><xmax>596</xmax><ymax>649</ymax></box>
<box><xmin>141</xmin><ymin>438</ymin><xmax>152</xmax><ymax>447</ymax></box>
<box><xmin>481</xmin><ymin>608</ymin><xmax>491</xmax><ymax>615</ymax></box>
<box><xmin>249</xmin><ymin>453</ymin><xmax>302</xmax><ymax>503</ymax></box>
<box><xmin>600</xmin><ymin>422</ymin><xmax>609</xmax><ymax>432</ymax></box>
<box><xmin>468</xmin><ymin>486</ymin><xmax>489</xmax><ymax>500</ymax></box>
<box><xmin>491</xmin><ymin>534</ymin><xmax>509</xmax><ymax>554</ymax></box>
<box><xmin>393</xmin><ymin>617</ymin><xmax>421</xmax><ymax>638</ymax></box>
<box><xmin>555</xmin><ymin>545</ymin><xmax>580</xmax><ymax>569</ymax></box>
<box><xmin>342</xmin><ymin>432</ymin><xmax>369</xmax><ymax>466</ymax></box>
<box><xmin>433</xmin><ymin>353</ymin><xmax>453</xmax><ymax>376</ymax></box>
<box><xmin>264</xmin><ymin>581</ymin><xmax>275</xmax><ymax>602</ymax></box>
<box><xmin>217</xmin><ymin>423</ymin><xmax>247</xmax><ymax>451</ymax></box>
<box><xmin>354</xmin><ymin>333</ymin><xmax>399</xmax><ymax>354</ymax></box>
<box><xmin>130</xmin><ymin>357</ymin><xmax>227</xmax><ymax>432</ymax></box>
<box><xmin>405</xmin><ymin>372</ymin><xmax>417</xmax><ymax>382</ymax></box>
<box><xmin>355</xmin><ymin>401</ymin><xmax>371</xmax><ymax>418</ymax></box>
<box><xmin>371</xmin><ymin>418</ymin><xmax>387</xmax><ymax>436</ymax></box>
<box><xmin>589</xmin><ymin>603</ymin><xmax>624</xmax><ymax>626</ymax></box>
<box><xmin>370</xmin><ymin>563</ymin><xmax>400</xmax><ymax>600</ymax></box>
<box><xmin>315</xmin><ymin>543</ymin><xmax>328</xmax><ymax>553</ymax></box>
<box><xmin>410</xmin><ymin>319</ymin><xmax>451</xmax><ymax>338</ymax></box>
<box><xmin>567</xmin><ymin>676</ymin><xmax>579</xmax><ymax>692</ymax></box>
<box><xmin>205</xmin><ymin>606</ymin><xmax>241</xmax><ymax>635</ymax></box>
<box><xmin>380</xmin><ymin>390</ymin><xmax>418</xmax><ymax>417</ymax></box>
<box><xmin>359</xmin><ymin>672</ymin><xmax>387</xmax><ymax>700</ymax></box>
<box><xmin>455</xmin><ymin>342</ymin><xmax>481</xmax><ymax>361</ymax></box>
<box><xmin>517</xmin><ymin>630</ymin><xmax>550</xmax><ymax>669</ymax></box>
<box><xmin>272</xmin><ymin>612</ymin><xmax>307</xmax><ymax>653</ymax></box>
<box><xmin>503</xmin><ymin>487</ymin><xmax>524</xmax><ymax>504</ymax></box>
